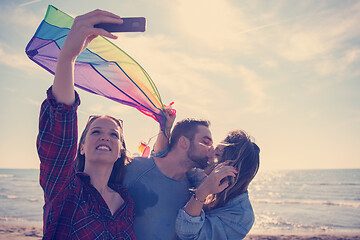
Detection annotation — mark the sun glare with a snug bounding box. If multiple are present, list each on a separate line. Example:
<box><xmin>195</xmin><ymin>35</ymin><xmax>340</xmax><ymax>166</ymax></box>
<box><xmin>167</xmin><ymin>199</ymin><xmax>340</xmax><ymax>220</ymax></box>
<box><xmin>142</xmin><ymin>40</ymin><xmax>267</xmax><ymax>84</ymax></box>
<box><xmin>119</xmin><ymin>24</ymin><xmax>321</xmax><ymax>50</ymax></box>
<box><xmin>173</xmin><ymin>0</ymin><xmax>245</xmax><ymax>50</ymax></box>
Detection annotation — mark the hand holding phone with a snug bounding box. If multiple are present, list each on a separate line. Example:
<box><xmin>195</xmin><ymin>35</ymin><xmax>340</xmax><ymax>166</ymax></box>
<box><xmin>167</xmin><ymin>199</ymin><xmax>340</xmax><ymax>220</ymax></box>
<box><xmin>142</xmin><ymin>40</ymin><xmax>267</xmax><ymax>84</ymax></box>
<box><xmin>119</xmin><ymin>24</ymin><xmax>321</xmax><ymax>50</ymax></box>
<box><xmin>94</xmin><ymin>17</ymin><xmax>146</xmax><ymax>32</ymax></box>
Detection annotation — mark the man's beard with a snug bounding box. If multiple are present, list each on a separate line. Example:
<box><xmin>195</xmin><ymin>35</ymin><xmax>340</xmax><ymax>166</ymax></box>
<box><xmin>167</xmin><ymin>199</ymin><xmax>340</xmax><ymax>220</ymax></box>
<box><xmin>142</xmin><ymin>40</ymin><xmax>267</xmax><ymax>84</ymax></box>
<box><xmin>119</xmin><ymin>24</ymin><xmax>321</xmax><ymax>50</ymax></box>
<box><xmin>187</xmin><ymin>142</ymin><xmax>209</xmax><ymax>169</ymax></box>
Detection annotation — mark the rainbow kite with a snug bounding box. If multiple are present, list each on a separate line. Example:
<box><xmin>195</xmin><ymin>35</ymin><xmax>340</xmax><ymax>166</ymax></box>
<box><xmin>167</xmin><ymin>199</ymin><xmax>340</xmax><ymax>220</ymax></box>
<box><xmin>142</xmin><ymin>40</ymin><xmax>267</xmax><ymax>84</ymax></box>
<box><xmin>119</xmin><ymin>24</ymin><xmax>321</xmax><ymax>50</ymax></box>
<box><xmin>26</xmin><ymin>5</ymin><xmax>166</xmax><ymax>131</ymax></box>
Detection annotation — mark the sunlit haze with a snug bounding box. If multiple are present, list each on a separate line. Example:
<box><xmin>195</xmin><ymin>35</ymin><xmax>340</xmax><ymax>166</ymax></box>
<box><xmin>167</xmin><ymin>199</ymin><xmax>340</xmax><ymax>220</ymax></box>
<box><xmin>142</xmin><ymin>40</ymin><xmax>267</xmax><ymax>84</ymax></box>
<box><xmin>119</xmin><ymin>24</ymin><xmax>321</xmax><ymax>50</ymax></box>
<box><xmin>0</xmin><ymin>0</ymin><xmax>359</xmax><ymax>170</ymax></box>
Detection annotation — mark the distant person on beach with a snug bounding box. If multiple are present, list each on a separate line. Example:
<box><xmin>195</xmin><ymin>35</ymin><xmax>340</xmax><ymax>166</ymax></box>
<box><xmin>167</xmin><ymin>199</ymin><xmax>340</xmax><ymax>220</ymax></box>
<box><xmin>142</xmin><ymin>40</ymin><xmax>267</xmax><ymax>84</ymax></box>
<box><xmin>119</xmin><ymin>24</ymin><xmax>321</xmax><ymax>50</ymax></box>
<box><xmin>37</xmin><ymin>10</ymin><xmax>135</xmax><ymax>239</ymax></box>
<box><xmin>153</xmin><ymin>119</ymin><xmax>260</xmax><ymax>239</ymax></box>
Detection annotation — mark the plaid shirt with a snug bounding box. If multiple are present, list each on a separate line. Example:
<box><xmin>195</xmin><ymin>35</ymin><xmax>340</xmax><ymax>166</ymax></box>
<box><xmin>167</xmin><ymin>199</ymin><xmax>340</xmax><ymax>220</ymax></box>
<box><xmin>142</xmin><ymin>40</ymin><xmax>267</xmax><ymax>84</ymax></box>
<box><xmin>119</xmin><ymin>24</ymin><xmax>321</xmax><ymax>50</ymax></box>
<box><xmin>37</xmin><ymin>87</ymin><xmax>135</xmax><ymax>240</ymax></box>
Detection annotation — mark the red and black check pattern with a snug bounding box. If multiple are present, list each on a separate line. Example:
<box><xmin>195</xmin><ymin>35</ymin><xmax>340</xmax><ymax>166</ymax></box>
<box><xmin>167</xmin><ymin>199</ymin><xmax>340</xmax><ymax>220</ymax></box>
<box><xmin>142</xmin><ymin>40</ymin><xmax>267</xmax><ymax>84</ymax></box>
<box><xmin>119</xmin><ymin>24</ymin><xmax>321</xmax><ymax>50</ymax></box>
<box><xmin>37</xmin><ymin>87</ymin><xmax>135</xmax><ymax>239</ymax></box>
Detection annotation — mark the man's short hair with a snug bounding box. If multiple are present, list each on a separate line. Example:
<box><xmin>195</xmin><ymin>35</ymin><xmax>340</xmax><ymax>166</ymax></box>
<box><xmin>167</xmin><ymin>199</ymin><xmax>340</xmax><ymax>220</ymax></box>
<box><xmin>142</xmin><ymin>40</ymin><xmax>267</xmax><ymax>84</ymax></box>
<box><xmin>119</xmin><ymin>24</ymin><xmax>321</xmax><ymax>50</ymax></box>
<box><xmin>169</xmin><ymin>118</ymin><xmax>210</xmax><ymax>149</ymax></box>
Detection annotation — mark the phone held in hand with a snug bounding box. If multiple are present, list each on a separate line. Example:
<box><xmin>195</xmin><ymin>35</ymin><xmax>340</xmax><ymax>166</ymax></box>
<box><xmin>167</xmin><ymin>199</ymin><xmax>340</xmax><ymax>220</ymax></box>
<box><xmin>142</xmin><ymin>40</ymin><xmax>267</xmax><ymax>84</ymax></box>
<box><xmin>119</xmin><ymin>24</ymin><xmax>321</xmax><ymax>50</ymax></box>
<box><xmin>220</xmin><ymin>176</ymin><xmax>234</xmax><ymax>186</ymax></box>
<box><xmin>94</xmin><ymin>17</ymin><xmax>146</xmax><ymax>32</ymax></box>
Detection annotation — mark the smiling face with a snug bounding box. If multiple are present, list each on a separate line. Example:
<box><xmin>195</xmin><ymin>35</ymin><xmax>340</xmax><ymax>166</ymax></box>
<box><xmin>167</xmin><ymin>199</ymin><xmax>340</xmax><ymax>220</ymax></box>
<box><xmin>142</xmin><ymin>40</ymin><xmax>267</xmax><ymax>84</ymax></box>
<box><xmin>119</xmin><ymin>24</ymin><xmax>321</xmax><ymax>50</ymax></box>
<box><xmin>80</xmin><ymin>117</ymin><xmax>122</xmax><ymax>166</ymax></box>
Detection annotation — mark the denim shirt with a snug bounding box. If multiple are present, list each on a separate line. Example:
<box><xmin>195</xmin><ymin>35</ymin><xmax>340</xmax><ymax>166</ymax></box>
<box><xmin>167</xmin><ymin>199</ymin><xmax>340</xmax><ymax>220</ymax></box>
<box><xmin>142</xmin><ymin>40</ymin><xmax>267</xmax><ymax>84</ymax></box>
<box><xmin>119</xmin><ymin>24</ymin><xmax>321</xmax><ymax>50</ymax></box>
<box><xmin>175</xmin><ymin>191</ymin><xmax>255</xmax><ymax>240</ymax></box>
<box><xmin>152</xmin><ymin>147</ymin><xmax>255</xmax><ymax>239</ymax></box>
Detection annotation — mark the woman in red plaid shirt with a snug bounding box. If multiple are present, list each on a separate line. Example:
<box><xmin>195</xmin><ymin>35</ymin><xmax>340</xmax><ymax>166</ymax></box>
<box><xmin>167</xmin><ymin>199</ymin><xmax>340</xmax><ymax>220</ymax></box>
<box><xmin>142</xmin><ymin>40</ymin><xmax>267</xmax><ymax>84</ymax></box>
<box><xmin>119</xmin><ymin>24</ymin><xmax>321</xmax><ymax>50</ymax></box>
<box><xmin>37</xmin><ymin>10</ymin><xmax>135</xmax><ymax>239</ymax></box>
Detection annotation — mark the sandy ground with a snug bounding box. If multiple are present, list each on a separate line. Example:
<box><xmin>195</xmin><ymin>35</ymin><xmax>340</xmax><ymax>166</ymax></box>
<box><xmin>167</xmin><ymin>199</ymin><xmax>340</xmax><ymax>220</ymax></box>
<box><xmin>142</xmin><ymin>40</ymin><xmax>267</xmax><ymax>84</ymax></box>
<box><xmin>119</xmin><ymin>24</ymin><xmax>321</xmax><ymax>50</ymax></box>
<box><xmin>0</xmin><ymin>222</ymin><xmax>42</xmax><ymax>240</ymax></box>
<box><xmin>1</xmin><ymin>222</ymin><xmax>359</xmax><ymax>239</ymax></box>
<box><xmin>244</xmin><ymin>233</ymin><xmax>360</xmax><ymax>240</ymax></box>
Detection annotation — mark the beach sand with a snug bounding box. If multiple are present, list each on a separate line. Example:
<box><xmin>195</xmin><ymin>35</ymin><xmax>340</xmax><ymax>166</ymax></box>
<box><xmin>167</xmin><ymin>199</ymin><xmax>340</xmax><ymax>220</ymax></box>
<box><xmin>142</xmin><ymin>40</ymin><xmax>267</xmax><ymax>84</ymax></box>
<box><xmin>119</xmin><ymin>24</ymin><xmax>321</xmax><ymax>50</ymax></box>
<box><xmin>244</xmin><ymin>234</ymin><xmax>360</xmax><ymax>240</ymax></box>
<box><xmin>0</xmin><ymin>222</ymin><xmax>42</xmax><ymax>240</ymax></box>
<box><xmin>1</xmin><ymin>222</ymin><xmax>359</xmax><ymax>239</ymax></box>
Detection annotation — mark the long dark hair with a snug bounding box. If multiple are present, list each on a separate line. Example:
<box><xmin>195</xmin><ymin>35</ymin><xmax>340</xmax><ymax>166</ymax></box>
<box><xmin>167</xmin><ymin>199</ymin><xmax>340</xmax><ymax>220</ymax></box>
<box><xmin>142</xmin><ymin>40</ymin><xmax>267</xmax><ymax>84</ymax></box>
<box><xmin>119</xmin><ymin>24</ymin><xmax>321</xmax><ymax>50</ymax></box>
<box><xmin>75</xmin><ymin>115</ymin><xmax>132</xmax><ymax>184</ymax></box>
<box><xmin>204</xmin><ymin>130</ymin><xmax>260</xmax><ymax>211</ymax></box>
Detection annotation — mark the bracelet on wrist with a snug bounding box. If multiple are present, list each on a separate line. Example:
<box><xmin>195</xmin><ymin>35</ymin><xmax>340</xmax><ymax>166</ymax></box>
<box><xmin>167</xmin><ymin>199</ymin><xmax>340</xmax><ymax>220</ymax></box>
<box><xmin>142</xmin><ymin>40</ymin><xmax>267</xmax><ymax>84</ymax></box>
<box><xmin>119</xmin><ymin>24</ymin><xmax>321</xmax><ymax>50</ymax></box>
<box><xmin>193</xmin><ymin>192</ymin><xmax>206</xmax><ymax>203</ymax></box>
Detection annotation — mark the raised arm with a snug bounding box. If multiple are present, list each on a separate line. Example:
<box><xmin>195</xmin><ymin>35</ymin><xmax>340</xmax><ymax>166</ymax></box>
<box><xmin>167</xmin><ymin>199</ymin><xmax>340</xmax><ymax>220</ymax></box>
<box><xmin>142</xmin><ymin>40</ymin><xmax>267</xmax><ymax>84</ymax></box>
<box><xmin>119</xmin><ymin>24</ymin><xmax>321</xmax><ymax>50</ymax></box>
<box><xmin>152</xmin><ymin>105</ymin><xmax>176</xmax><ymax>153</ymax></box>
<box><xmin>37</xmin><ymin>88</ymin><xmax>80</xmax><ymax>202</ymax></box>
<box><xmin>38</xmin><ymin>10</ymin><xmax>124</xmax><ymax>202</ymax></box>
<box><xmin>184</xmin><ymin>163</ymin><xmax>237</xmax><ymax>217</ymax></box>
<box><xmin>53</xmin><ymin>9</ymin><xmax>123</xmax><ymax>105</ymax></box>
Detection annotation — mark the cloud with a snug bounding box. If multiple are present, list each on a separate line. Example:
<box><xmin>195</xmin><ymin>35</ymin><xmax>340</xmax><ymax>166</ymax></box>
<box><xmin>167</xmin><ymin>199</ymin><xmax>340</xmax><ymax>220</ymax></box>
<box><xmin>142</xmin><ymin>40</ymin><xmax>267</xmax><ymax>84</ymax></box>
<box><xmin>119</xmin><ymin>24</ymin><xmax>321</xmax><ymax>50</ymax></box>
<box><xmin>108</xmin><ymin>104</ymin><xmax>131</xmax><ymax>116</ymax></box>
<box><xmin>235</xmin><ymin>66</ymin><xmax>271</xmax><ymax>114</ymax></box>
<box><xmin>0</xmin><ymin>5</ymin><xmax>42</xmax><ymax>29</ymax></box>
<box><xmin>315</xmin><ymin>48</ymin><xmax>360</xmax><ymax>77</ymax></box>
<box><xmin>80</xmin><ymin>103</ymin><xmax>131</xmax><ymax>118</ymax></box>
<box><xmin>112</xmin><ymin>32</ymin><xmax>272</xmax><ymax>120</ymax></box>
<box><xmin>308</xmin><ymin>111</ymin><xmax>320</xmax><ymax>120</ymax></box>
<box><xmin>26</xmin><ymin>98</ymin><xmax>41</xmax><ymax>107</ymax></box>
<box><xmin>168</xmin><ymin>0</ymin><xmax>253</xmax><ymax>53</ymax></box>
<box><xmin>165</xmin><ymin>0</ymin><xmax>318</xmax><ymax>58</ymax></box>
<box><xmin>279</xmin><ymin>31</ymin><xmax>331</xmax><ymax>62</ymax></box>
<box><xmin>270</xmin><ymin>4</ymin><xmax>360</xmax><ymax>62</ymax></box>
<box><xmin>19</xmin><ymin>0</ymin><xmax>42</xmax><ymax>7</ymax></box>
<box><xmin>87</xmin><ymin>104</ymin><xmax>105</xmax><ymax>114</ymax></box>
<box><xmin>0</xmin><ymin>43</ymin><xmax>37</xmax><ymax>73</ymax></box>
<box><xmin>3</xmin><ymin>87</ymin><xmax>17</xmax><ymax>93</ymax></box>
<box><xmin>78</xmin><ymin>109</ymin><xmax>89</xmax><ymax>116</ymax></box>
<box><xmin>237</xmin><ymin>16</ymin><xmax>299</xmax><ymax>35</ymax></box>
<box><xmin>113</xmin><ymin>34</ymin><xmax>230</xmax><ymax>107</ymax></box>
<box><xmin>261</xmin><ymin>59</ymin><xmax>279</xmax><ymax>69</ymax></box>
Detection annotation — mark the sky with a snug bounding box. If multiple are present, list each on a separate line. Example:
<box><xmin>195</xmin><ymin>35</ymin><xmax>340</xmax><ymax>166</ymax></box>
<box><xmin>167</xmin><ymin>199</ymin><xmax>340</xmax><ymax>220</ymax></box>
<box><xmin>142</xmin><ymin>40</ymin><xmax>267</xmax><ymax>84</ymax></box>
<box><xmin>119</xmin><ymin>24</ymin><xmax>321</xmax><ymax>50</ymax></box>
<box><xmin>0</xmin><ymin>0</ymin><xmax>359</xmax><ymax>170</ymax></box>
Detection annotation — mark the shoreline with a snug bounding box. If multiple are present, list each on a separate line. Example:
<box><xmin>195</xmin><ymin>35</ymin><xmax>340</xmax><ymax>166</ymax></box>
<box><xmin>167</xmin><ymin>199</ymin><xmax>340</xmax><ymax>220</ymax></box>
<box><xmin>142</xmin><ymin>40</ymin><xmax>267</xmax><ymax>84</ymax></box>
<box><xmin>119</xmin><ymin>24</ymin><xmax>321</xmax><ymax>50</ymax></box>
<box><xmin>245</xmin><ymin>234</ymin><xmax>360</xmax><ymax>240</ymax></box>
<box><xmin>1</xmin><ymin>222</ymin><xmax>360</xmax><ymax>240</ymax></box>
<box><xmin>0</xmin><ymin>221</ymin><xmax>42</xmax><ymax>239</ymax></box>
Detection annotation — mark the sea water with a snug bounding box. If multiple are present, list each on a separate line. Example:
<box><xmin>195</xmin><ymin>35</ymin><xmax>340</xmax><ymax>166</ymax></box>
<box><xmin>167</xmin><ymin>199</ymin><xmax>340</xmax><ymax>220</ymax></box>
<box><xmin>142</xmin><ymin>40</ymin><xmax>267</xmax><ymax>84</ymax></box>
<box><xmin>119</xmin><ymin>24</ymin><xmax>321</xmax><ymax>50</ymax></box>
<box><xmin>249</xmin><ymin>168</ymin><xmax>360</xmax><ymax>234</ymax></box>
<box><xmin>0</xmin><ymin>168</ymin><xmax>359</xmax><ymax>233</ymax></box>
<box><xmin>0</xmin><ymin>169</ymin><xmax>43</xmax><ymax>224</ymax></box>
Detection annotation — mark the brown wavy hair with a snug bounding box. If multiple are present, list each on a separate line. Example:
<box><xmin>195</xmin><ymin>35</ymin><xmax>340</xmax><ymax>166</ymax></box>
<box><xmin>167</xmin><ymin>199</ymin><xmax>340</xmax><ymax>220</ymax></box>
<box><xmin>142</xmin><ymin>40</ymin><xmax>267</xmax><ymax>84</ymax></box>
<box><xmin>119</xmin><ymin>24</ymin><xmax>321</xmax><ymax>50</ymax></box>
<box><xmin>75</xmin><ymin>115</ymin><xmax>132</xmax><ymax>184</ymax></box>
<box><xmin>204</xmin><ymin>130</ymin><xmax>260</xmax><ymax>211</ymax></box>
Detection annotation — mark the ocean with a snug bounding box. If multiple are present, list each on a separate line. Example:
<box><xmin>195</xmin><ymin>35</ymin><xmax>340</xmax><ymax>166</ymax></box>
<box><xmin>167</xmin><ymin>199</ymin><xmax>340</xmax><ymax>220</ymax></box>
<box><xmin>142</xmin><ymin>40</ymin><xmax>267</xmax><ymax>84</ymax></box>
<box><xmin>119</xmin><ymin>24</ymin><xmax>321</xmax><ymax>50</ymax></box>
<box><xmin>0</xmin><ymin>168</ymin><xmax>359</xmax><ymax>234</ymax></box>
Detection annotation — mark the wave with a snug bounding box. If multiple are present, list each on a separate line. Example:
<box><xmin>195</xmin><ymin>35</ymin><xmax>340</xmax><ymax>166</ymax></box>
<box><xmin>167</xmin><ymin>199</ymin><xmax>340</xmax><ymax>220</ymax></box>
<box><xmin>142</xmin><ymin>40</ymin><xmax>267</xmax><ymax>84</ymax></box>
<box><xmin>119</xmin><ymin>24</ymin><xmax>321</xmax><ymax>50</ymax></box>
<box><xmin>27</xmin><ymin>198</ymin><xmax>40</xmax><ymax>202</ymax></box>
<box><xmin>0</xmin><ymin>174</ymin><xmax>14</xmax><ymax>178</ymax></box>
<box><xmin>0</xmin><ymin>194</ymin><xmax>41</xmax><ymax>202</ymax></box>
<box><xmin>316</xmin><ymin>182</ymin><xmax>360</xmax><ymax>186</ymax></box>
<box><xmin>7</xmin><ymin>195</ymin><xmax>19</xmax><ymax>199</ymax></box>
<box><xmin>253</xmin><ymin>198</ymin><xmax>360</xmax><ymax>208</ymax></box>
<box><xmin>14</xmin><ymin>183</ymin><xmax>39</xmax><ymax>187</ymax></box>
<box><xmin>0</xmin><ymin>194</ymin><xmax>20</xmax><ymax>199</ymax></box>
<box><xmin>0</xmin><ymin>216</ymin><xmax>43</xmax><ymax>226</ymax></box>
<box><xmin>0</xmin><ymin>216</ymin><xmax>30</xmax><ymax>222</ymax></box>
<box><xmin>251</xmin><ymin>214</ymin><xmax>360</xmax><ymax>234</ymax></box>
<box><xmin>253</xmin><ymin>216</ymin><xmax>331</xmax><ymax>232</ymax></box>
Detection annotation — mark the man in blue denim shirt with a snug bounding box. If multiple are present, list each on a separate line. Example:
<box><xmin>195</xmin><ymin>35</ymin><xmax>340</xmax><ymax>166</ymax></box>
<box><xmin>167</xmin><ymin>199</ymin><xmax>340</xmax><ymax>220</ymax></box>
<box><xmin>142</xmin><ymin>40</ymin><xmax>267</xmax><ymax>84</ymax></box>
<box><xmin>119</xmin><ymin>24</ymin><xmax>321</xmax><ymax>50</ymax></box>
<box><xmin>123</xmin><ymin>118</ymin><xmax>214</xmax><ymax>240</ymax></box>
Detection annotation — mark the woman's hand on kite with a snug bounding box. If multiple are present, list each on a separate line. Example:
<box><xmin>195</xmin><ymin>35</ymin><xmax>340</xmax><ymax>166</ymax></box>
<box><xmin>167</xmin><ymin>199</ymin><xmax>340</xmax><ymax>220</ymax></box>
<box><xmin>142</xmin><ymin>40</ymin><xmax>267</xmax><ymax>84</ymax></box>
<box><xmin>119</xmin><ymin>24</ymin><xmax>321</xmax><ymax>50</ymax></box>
<box><xmin>60</xmin><ymin>9</ymin><xmax>123</xmax><ymax>62</ymax></box>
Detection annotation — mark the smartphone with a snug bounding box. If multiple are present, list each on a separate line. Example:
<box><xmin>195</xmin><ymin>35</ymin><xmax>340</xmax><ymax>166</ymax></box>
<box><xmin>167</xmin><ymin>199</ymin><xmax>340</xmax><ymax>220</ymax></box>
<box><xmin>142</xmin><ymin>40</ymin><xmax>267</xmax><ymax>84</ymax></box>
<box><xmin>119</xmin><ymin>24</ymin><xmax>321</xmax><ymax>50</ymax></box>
<box><xmin>94</xmin><ymin>17</ymin><xmax>146</xmax><ymax>32</ymax></box>
<box><xmin>220</xmin><ymin>176</ymin><xmax>234</xmax><ymax>186</ymax></box>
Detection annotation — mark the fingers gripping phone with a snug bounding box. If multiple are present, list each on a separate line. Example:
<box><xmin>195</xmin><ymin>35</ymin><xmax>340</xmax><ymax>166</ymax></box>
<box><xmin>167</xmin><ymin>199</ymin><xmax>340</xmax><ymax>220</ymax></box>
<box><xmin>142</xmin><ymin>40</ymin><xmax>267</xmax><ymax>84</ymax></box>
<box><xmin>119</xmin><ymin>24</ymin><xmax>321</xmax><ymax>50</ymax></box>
<box><xmin>220</xmin><ymin>176</ymin><xmax>235</xmax><ymax>186</ymax></box>
<box><xmin>94</xmin><ymin>17</ymin><xmax>146</xmax><ymax>32</ymax></box>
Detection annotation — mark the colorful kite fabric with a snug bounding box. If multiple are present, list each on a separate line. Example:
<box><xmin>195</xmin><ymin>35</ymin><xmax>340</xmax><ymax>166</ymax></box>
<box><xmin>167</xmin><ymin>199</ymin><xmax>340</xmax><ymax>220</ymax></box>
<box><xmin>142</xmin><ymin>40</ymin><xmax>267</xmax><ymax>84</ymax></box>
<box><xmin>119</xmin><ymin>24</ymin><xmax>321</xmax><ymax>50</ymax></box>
<box><xmin>26</xmin><ymin>5</ymin><xmax>166</xmax><ymax>131</ymax></box>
